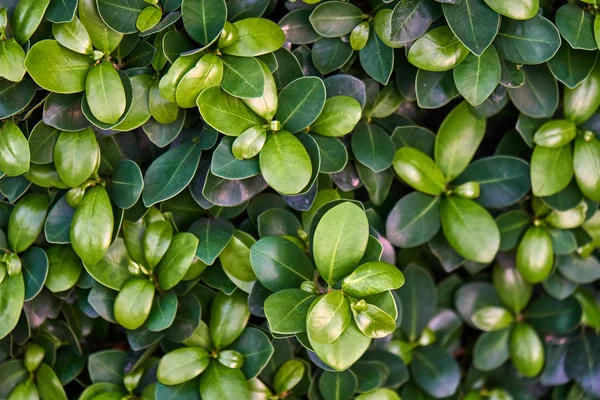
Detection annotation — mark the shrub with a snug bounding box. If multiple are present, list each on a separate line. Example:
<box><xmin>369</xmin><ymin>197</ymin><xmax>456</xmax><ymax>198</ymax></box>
<box><xmin>0</xmin><ymin>0</ymin><xmax>599</xmax><ymax>398</ymax></box>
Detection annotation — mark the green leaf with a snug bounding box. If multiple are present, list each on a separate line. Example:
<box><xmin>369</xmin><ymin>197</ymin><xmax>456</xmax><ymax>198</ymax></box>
<box><xmin>71</xmin><ymin>186</ymin><xmax>114</xmax><ymax>266</ymax></box>
<box><xmin>309</xmin><ymin>318</ymin><xmax>371</xmax><ymax>371</ymax></box>
<box><xmin>0</xmin><ymin>274</ymin><xmax>24</xmax><ymax>340</ymax></box>
<box><xmin>45</xmin><ymin>245</ymin><xmax>82</xmax><ymax>293</ymax></box>
<box><xmin>473</xmin><ymin>327</ymin><xmax>511</xmax><ymax>371</ymax></box>
<box><xmin>525</xmin><ymin>294</ymin><xmax>582</xmax><ymax>335</ymax></box>
<box><xmin>24</xmin><ymin>40</ymin><xmax>93</xmax><ymax>94</ymax></box>
<box><xmin>556</xmin><ymin>253</ymin><xmax>600</xmax><ymax>284</ymax></box>
<box><xmin>114</xmin><ymin>277</ymin><xmax>155</xmax><ymax>330</ymax></box>
<box><xmin>79</xmin><ymin>0</ymin><xmax>124</xmax><ymax>54</ymax></box>
<box><xmin>95</xmin><ymin>0</ymin><xmax>146</xmax><ymax>34</ymax></box>
<box><xmin>54</xmin><ymin>129</ymin><xmax>98</xmax><ymax>188</ymax></box>
<box><xmin>250</xmin><ymin>236</ymin><xmax>314</xmax><ymax>292</ymax></box>
<box><xmin>232</xmin><ymin>126</ymin><xmax>266</xmax><ymax>160</ymax></box>
<box><xmin>88</xmin><ymin>350</ymin><xmax>127</xmax><ymax>384</ymax></box>
<box><xmin>11</xmin><ymin>0</ymin><xmax>50</xmax><ymax>45</ymax></box>
<box><xmin>218</xmin><ymin>230</ymin><xmax>256</xmax><ymax>292</ymax></box>
<box><xmin>454</xmin><ymin>156</ymin><xmax>531</xmax><ymax>208</ymax></box>
<box><xmin>143</xmin><ymin>220</ymin><xmax>173</xmax><ymax>268</ymax></box>
<box><xmin>556</xmin><ymin>4</ymin><xmax>596</xmax><ymax>51</ymax></box>
<box><xmin>35</xmin><ymin>363</ymin><xmax>67</xmax><ymax>400</ymax></box>
<box><xmin>142</xmin><ymin>142</ymin><xmax>201</xmax><ymax>207</ymax></box>
<box><xmin>510</xmin><ymin>65</ymin><xmax>559</xmax><ymax>119</ymax></box>
<box><xmin>533</xmin><ymin>119</ymin><xmax>577</xmax><ymax>148</ymax></box>
<box><xmin>510</xmin><ymin>323</ymin><xmax>544</xmax><ymax>377</ymax></box>
<box><xmin>279</xmin><ymin>9</ymin><xmax>320</xmax><ymax>45</ymax></box>
<box><xmin>0</xmin><ymin>39</ymin><xmax>26</xmax><ymax>82</ymax></box>
<box><xmin>308</xmin><ymin>291</ymin><xmax>351</xmax><ymax>344</ymax></box>
<box><xmin>222</xmin><ymin>18</ymin><xmax>285</xmax><ymax>57</ymax></box>
<box><xmin>311</xmin><ymin>134</ymin><xmax>348</xmax><ymax>174</ymax></box>
<box><xmin>182</xmin><ymin>0</ymin><xmax>226</xmax><ymax>45</ymax></box>
<box><xmin>136</xmin><ymin>6</ymin><xmax>162</xmax><ymax>32</ymax></box>
<box><xmin>492</xmin><ymin>263</ymin><xmax>532</xmax><ymax>314</ymax></box>
<box><xmin>411</xmin><ymin>346</ymin><xmax>460</xmax><ymax>398</ymax></box>
<box><xmin>211</xmin><ymin>136</ymin><xmax>260</xmax><ymax>179</ymax></box>
<box><xmin>530</xmin><ymin>144</ymin><xmax>573</xmax><ymax>197</ymax></box>
<box><xmin>440</xmin><ymin>196</ymin><xmax>500</xmax><ymax>263</ymax></box>
<box><xmin>312</xmin><ymin>38</ymin><xmax>353</xmax><ymax>75</ymax></box>
<box><xmin>319</xmin><ymin>370</ymin><xmax>357</xmax><ymax>400</ymax></box>
<box><xmin>0</xmin><ymin>121</ymin><xmax>29</xmax><ymax>177</ymax></box>
<box><xmin>311</xmin><ymin>96</ymin><xmax>362</xmax><ymax>137</ymax></box>
<box><xmin>574</xmin><ymin>137</ymin><xmax>600</xmax><ymax>202</ymax></box>
<box><xmin>221</xmin><ymin>55</ymin><xmax>265</xmax><ymax>99</ymax></box>
<box><xmin>565</xmin><ymin>332</ymin><xmax>600</xmax><ymax>398</ymax></box>
<box><xmin>110</xmin><ymin>159</ymin><xmax>144</xmax><ymax>209</ymax></box>
<box><xmin>210</xmin><ymin>290</ymin><xmax>250</xmax><ymax>349</ymax></box>
<box><xmin>435</xmin><ymin>101</ymin><xmax>486</xmax><ymax>182</ymax></box>
<box><xmin>453</xmin><ymin>46</ymin><xmax>501</xmax><ymax>107</ymax></box>
<box><xmin>408</xmin><ymin>26</ymin><xmax>469</xmax><ymax>72</ymax></box>
<box><xmin>393</xmin><ymin>147</ymin><xmax>446</xmax><ymax>195</ymax></box>
<box><xmin>199</xmin><ymin>361</ymin><xmax>249</xmax><ymax>400</ymax></box>
<box><xmin>352</xmin><ymin>302</ymin><xmax>396</xmax><ymax>338</ymax></box>
<box><xmin>342</xmin><ymin>262</ymin><xmax>404</xmax><ymax>297</ymax></box>
<box><xmin>564</xmin><ymin>63</ymin><xmax>600</xmax><ymax>125</ymax></box>
<box><xmin>351</xmin><ymin>122</ymin><xmax>394</xmax><ymax>173</ymax></box>
<box><xmin>259</xmin><ymin>131</ymin><xmax>312</xmax><ymax>195</ymax></box>
<box><xmin>188</xmin><ymin>218</ymin><xmax>234</xmax><ymax>265</ymax></box>
<box><xmin>28</xmin><ymin>122</ymin><xmax>58</xmax><ymax>165</ymax></box>
<box><xmin>276</xmin><ymin>77</ymin><xmax>326</xmax><ymax>133</ymax></box>
<box><xmin>176</xmin><ymin>54</ymin><xmax>223</xmax><ymax>109</ymax></box>
<box><xmin>359</xmin><ymin>27</ymin><xmax>394</xmax><ymax>85</ymax></box>
<box><xmin>309</xmin><ymin>1</ymin><xmax>363</xmax><ymax>38</ymax></box>
<box><xmin>386</xmin><ymin>192</ymin><xmax>440</xmax><ymax>248</ymax></box>
<box><xmin>229</xmin><ymin>327</ymin><xmax>274</xmax><ymax>380</ymax></box>
<box><xmin>471</xmin><ymin>306</ymin><xmax>514</xmax><ymax>331</ymax></box>
<box><xmin>197</xmin><ymin>86</ymin><xmax>264</xmax><ymax>137</ymax></box>
<box><xmin>494</xmin><ymin>15</ymin><xmax>561</xmax><ymax>65</ymax></box>
<box><xmin>21</xmin><ymin>247</ymin><xmax>48</xmax><ymax>301</ymax></box>
<box><xmin>9</xmin><ymin>380</ymin><xmax>39</xmax><ymax>400</ymax></box>
<box><xmin>397</xmin><ymin>264</ymin><xmax>436</xmax><ymax>341</ymax></box>
<box><xmin>241</xmin><ymin>60</ymin><xmax>277</xmax><ymax>121</ymax></box>
<box><xmin>313</xmin><ymin>202</ymin><xmax>369</xmax><ymax>284</ymax></box>
<box><xmin>146</xmin><ymin>290</ymin><xmax>178</xmax><ymax>331</ymax></box>
<box><xmin>264</xmin><ymin>289</ymin><xmax>315</xmax><ymax>334</ymax></box>
<box><xmin>156</xmin><ymin>233</ymin><xmax>199</xmax><ymax>290</ymax></box>
<box><xmin>389</xmin><ymin>0</ymin><xmax>441</xmax><ymax>44</ymax></box>
<box><xmin>273</xmin><ymin>359</ymin><xmax>305</xmax><ymax>394</ymax></box>
<box><xmin>548</xmin><ymin>43</ymin><xmax>598</xmax><ymax>90</ymax></box>
<box><xmin>52</xmin><ymin>17</ymin><xmax>93</xmax><ymax>55</ymax></box>
<box><xmin>442</xmin><ymin>0</ymin><xmax>499</xmax><ymax>56</ymax></box>
<box><xmin>8</xmin><ymin>193</ymin><xmax>48</xmax><ymax>254</ymax></box>
<box><xmin>157</xmin><ymin>347</ymin><xmax>210</xmax><ymax>385</ymax></box>
<box><xmin>483</xmin><ymin>0</ymin><xmax>537</xmax><ymax>20</ymax></box>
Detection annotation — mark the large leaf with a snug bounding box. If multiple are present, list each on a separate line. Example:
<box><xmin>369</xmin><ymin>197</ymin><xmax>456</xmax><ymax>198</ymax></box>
<box><xmin>307</xmin><ymin>290</ymin><xmax>351</xmax><ymax>344</ymax></box>
<box><xmin>85</xmin><ymin>62</ymin><xmax>127</xmax><ymax>125</ymax></box>
<box><xmin>142</xmin><ymin>143</ymin><xmax>202</xmax><ymax>207</ymax></box>
<box><xmin>435</xmin><ymin>101</ymin><xmax>486</xmax><ymax>182</ymax></box>
<box><xmin>199</xmin><ymin>361</ymin><xmax>249</xmax><ymax>400</ymax></box>
<box><xmin>11</xmin><ymin>0</ymin><xmax>50</xmax><ymax>45</ymax></box>
<box><xmin>114</xmin><ymin>277</ymin><xmax>154</xmax><ymax>330</ymax></box>
<box><xmin>250</xmin><ymin>236</ymin><xmax>314</xmax><ymax>292</ymax></box>
<box><xmin>221</xmin><ymin>18</ymin><xmax>285</xmax><ymax>57</ymax></box>
<box><xmin>276</xmin><ymin>77</ymin><xmax>326</xmax><ymax>133</ymax></box>
<box><xmin>0</xmin><ymin>274</ymin><xmax>24</xmax><ymax>340</ymax></box>
<box><xmin>54</xmin><ymin>129</ymin><xmax>98</xmax><ymax>188</ymax></box>
<box><xmin>71</xmin><ymin>186</ymin><xmax>114</xmax><ymax>266</ymax></box>
<box><xmin>313</xmin><ymin>202</ymin><xmax>369</xmax><ymax>284</ymax></box>
<box><xmin>397</xmin><ymin>264</ymin><xmax>436</xmax><ymax>341</ymax></box>
<box><xmin>309</xmin><ymin>1</ymin><xmax>363</xmax><ymax>38</ymax></box>
<box><xmin>0</xmin><ymin>120</ymin><xmax>29</xmax><ymax>177</ymax></box>
<box><xmin>494</xmin><ymin>15</ymin><xmax>561</xmax><ymax>65</ymax></box>
<box><xmin>259</xmin><ymin>131</ymin><xmax>312</xmax><ymax>195</ymax></box>
<box><xmin>442</xmin><ymin>0</ymin><xmax>499</xmax><ymax>56</ymax></box>
<box><xmin>411</xmin><ymin>347</ymin><xmax>460</xmax><ymax>398</ymax></box>
<box><xmin>181</xmin><ymin>0</ymin><xmax>226</xmax><ymax>46</ymax></box>
<box><xmin>264</xmin><ymin>289</ymin><xmax>316</xmax><ymax>334</ymax></box>
<box><xmin>453</xmin><ymin>46</ymin><xmax>501</xmax><ymax>107</ymax></box>
<box><xmin>96</xmin><ymin>0</ymin><xmax>146</xmax><ymax>34</ymax></box>
<box><xmin>386</xmin><ymin>192</ymin><xmax>440</xmax><ymax>248</ymax></box>
<box><xmin>79</xmin><ymin>0</ymin><xmax>124</xmax><ymax>54</ymax></box>
<box><xmin>389</xmin><ymin>0</ymin><xmax>441</xmax><ymax>44</ymax></box>
<box><xmin>440</xmin><ymin>196</ymin><xmax>500</xmax><ymax>263</ymax></box>
<box><xmin>530</xmin><ymin>144</ymin><xmax>573</xmax><ymax>197</ymax></box>
<box><xmin>24</xmin><ymin>40</ymin><xmax>93</xmax><ymax>94</ymax></box>
<box><xmin>407</xmin><ymin>26</ymin><xmax>469</xmax><ymax>72</ymax></box>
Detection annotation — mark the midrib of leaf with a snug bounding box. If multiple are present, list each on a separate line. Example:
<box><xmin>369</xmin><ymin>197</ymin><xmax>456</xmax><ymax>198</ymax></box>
<box><xmin>325</xmin><ymin>209</ymin><xmax>349</xmax><ymax>283</ymax></box>
<box><xmin>280</xmin><ymin>81</ymin><xmax>319</xmax><ymax>128</ymax></box>
<box><xmin>254</xmin><ymin>246</ymin><xmax>311</xmax><ymax>280</ymax></box>
<box><xmin>399</xmin><ymin>195</ymin><xmax>439</xmax><ymax>232</ymax></box>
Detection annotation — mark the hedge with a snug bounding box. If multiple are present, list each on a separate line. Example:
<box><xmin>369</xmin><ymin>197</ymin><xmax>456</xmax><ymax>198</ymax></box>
<box><xmin>0</xmin><ymin>0</ymin><xmax>599</xmax><ymax>399</ymax></box>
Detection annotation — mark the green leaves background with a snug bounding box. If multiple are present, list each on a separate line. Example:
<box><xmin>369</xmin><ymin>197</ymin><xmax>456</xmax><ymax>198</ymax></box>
<box><xmin>1</xmin><ymin>0</ymin><xmax>600</xmax><ymax>399</ymax></box>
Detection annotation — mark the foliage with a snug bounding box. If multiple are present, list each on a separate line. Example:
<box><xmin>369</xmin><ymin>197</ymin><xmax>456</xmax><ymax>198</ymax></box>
<box><xmin>0</xmin><ymin>0</ymin><xmax>599</xmax><ymax>399</ymax></box>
